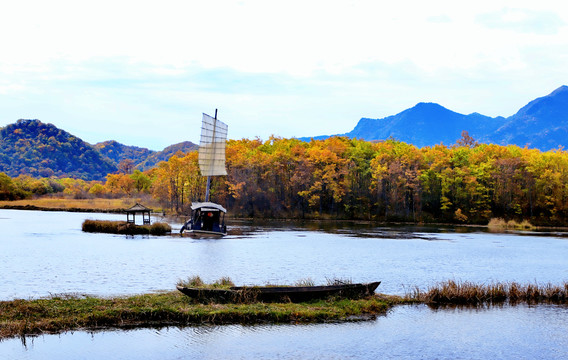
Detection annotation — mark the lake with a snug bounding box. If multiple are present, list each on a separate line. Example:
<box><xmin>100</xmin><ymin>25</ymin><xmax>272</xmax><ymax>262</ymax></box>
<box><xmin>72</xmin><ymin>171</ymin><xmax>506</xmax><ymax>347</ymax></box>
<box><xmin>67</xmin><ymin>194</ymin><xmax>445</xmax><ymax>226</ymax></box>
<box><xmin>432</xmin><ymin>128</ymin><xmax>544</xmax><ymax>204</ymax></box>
<box><xmin>1</xmin><ymin>209</ymin><xmax>568</xmax><ymax>359</ymax></box>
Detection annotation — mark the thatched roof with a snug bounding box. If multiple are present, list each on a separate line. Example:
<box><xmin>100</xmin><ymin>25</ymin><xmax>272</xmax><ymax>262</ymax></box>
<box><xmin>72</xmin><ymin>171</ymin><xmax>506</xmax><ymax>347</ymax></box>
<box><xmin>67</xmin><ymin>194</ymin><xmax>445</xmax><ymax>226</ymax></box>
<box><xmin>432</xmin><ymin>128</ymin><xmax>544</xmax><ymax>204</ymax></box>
<box><xmin>125</xmin><ymin>203</ymin><xmax>152</xmax><ymax>213</ymax></box>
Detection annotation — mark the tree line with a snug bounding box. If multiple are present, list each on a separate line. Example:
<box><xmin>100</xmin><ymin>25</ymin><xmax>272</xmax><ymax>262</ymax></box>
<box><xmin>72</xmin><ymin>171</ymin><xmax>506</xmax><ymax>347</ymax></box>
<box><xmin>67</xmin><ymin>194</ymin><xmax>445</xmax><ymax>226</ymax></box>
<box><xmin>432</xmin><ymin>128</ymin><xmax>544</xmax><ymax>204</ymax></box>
<box><xmin>3</xmin><ymin>134</ymin><xmax>568</xmax><ymax>226</ymax></box>
<box><xmin>149</xmin><ymin>135</ymin><xmax>568</xmax><ymax>225</ymax></box>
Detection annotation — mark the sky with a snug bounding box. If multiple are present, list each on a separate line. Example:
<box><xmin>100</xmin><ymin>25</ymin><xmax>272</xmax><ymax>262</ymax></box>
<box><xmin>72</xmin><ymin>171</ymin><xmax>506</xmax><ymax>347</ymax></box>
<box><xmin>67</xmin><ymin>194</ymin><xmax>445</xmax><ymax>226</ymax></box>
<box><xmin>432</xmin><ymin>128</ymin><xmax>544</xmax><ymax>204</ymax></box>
<box><xmin>1</xmin><ymin>0</ymin><xmax>568</xmax><ymax>150</ymax></box>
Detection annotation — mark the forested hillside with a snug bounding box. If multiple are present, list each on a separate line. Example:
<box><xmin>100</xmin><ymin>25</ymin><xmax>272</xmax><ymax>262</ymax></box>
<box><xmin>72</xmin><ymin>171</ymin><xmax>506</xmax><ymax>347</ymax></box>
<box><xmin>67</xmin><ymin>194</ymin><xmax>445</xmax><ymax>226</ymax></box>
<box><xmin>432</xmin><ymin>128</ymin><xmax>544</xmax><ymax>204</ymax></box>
<box><xmin>0</xmin><ymin>119</ymin><xmax>198</xmax><ymax>180</ymax></box>
<box><xmin>94</xmin><ymin>140</ymin><xmax>155</xmax><ymax>167</ymax></box>
<box><xmin>136</xmin><ymin>141</ymin><xmax>198</xmax><ymax>170</ymax></box>
<box><xmin>0</xmin><ymin>119</ymin><xmax>117</xmax><ymax>180</ymax></box>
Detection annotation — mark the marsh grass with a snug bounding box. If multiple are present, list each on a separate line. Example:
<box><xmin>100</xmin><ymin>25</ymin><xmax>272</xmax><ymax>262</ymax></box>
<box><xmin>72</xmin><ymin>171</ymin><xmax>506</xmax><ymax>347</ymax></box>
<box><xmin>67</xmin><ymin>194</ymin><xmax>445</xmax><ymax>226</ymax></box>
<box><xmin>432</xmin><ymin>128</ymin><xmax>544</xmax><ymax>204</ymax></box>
<box><xmin>0</xmin><ymin>197</ymin><xmax>162</xmax><ymax>212</ymax></box>
<box><xmin>177</xmin><ymin>276</ymin><xmax>235</xmax><ymax>289</ymax></box>
<box><xmin>178</xmin><ymin>277</ymin><xmax>354</xmax><ymax>290</ymax></box>
<box><xmin>488</xmin><ymin>218</ymin><xmax>535</xmax><ymax>231</ymax></box>
<box><xmin>408</xmin><ymin>280</ymin><xmax>568</xmax><ymax>305</ymax></box>
<box><xmin>0</xmin><ymin>292</ymin><xmax>389</xmax><ymax>340</ymax></box>
<box><xmin>82</xmin><ymin>219</ymin><xmax>123</xmax><ymax>233</ymax></box>
<box><xmin>82</xmin><ymin>220</ymin><xmax>171</xmax><ymax>235</ymax></box>
<box><xmin>147</xmin><ymin>222</ymin><xmax>172</xmax><ymax>235</ymax></box>
<box><xmin>214</xmin><ymin>277</ymin><xmax>236</xmax><ymax>287</ymax></box>
<box><xmin>326</xmin><ymin>278</ymin><xmax>353</xmax><ymax>286</ymax></box>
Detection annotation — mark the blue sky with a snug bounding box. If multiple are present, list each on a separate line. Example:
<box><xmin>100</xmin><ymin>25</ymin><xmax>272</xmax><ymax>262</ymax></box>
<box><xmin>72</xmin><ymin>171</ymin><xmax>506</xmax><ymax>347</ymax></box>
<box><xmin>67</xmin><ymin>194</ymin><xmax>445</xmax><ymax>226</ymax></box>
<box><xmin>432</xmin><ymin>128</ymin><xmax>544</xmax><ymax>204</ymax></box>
<box><xmin>1</xmin><ymin>0</ymin><xmax>567</xmax><ymax>150</ymax></box>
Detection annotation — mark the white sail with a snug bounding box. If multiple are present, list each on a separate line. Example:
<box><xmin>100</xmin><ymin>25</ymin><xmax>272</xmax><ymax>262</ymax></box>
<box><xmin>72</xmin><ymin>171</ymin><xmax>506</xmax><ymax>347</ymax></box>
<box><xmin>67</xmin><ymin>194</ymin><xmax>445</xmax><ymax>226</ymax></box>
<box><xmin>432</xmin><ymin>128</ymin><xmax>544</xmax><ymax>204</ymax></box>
<box><xmin>198</xmin><ymin>113</ymin><xmax>228</xmax><ymax>176</ymax></box>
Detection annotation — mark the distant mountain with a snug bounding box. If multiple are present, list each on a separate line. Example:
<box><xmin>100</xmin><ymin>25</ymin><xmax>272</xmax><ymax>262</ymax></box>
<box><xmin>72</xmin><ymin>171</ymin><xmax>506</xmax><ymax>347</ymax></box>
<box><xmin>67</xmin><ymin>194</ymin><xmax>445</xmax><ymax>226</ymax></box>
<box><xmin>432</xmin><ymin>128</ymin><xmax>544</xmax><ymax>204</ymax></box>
<box><xmin>486</xmin><ymin>85</ymin><xmax>568</xmax><ymax>150</ymax></box>
<box><xmin>306</xmin><ymin>85</ymin><xmax>568</xmax><ymax>151</ymax></box>
<box><xmin>346</xmin><ymin>103</ymin><xmax>506</xmax><ymax>148</ymax></box>
<box><xmin>0</xmin><ymin>119</ymin><xmax>117</xmax><ymax>180</ymax></box>
<box><xmin>94</xmin><ymin>140</ymin><xmax>198</xmax><ymax>171</ymax></box>
<box><xmin>94</xmin><ymin>140</ymin><xmax>156</xmax><ymax>167</ymax></box>
<box><xmin>0</xmin><ymin>119</ymin><xmax>198</xmax><ymax>180</ymax></box>
<box><xmin>136</xmin><ymin>141</ymin><xmax>198</xmax><ymax>170</ymax></box>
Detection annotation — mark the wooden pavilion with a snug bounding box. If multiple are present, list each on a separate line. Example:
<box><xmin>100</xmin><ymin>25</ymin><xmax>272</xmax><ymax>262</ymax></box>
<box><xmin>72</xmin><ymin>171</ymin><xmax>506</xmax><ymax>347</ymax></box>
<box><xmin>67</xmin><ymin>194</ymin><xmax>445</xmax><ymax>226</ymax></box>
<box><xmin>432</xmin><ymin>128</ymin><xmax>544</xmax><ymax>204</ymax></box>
<box><xmin>125</xmin><ymin>203</ymin><xmax>152</xmax><ymax>225</ymax></box>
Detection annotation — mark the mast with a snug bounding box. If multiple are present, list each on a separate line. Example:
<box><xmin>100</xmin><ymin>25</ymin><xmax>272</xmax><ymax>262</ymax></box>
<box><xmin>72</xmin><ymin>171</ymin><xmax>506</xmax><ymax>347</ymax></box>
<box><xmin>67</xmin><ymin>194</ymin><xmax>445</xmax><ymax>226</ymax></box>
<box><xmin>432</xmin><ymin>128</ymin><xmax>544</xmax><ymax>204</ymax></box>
<box><xmin>204</xmin><ymin>109</ymin><xmax>217</xmax><ymax>202</ymax></box>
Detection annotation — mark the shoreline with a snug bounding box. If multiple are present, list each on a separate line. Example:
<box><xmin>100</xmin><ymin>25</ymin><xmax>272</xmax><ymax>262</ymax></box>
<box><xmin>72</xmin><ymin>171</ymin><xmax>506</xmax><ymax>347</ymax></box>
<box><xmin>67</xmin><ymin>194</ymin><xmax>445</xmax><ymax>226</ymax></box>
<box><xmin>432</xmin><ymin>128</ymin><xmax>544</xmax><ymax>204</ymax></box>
<box><xmin>3</xmin><ymin>204</ymin><xmax>568</xmax><ymax>232</ymax></box>
<box><xmin>0</xmin><ymin>204</ymin><xmax>125</xmax><ymax>213</ymax></box>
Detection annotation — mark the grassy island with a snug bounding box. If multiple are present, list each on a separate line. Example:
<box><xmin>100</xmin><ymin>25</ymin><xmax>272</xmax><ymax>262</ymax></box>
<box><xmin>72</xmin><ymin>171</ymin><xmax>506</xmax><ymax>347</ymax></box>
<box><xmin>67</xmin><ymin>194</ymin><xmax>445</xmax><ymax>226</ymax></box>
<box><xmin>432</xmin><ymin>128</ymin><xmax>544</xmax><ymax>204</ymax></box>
<box><xmin>81</xmin><ymin>219</ymin><xmax>171</xmax><ymax>235</ymax></box>
<box><xmin>3</xmin><ymin>279</ymin><xmax>568</xmax><ymax>340</ymax></box>
<box><xmin>0</xmin><ymin>291</ymin><xmax>389</xmax><ymax>340</ymax></box>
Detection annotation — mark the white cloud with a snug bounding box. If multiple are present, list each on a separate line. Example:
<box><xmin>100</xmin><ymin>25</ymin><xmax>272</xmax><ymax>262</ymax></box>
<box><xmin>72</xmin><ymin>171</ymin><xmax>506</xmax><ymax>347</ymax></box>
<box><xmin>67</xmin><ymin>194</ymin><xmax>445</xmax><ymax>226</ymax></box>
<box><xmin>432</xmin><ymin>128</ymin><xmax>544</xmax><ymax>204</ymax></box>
<box><xmin>0</xmin><ymin>1</ymin><xmax>568</xmax><ymax>149</ymax></box>
<box><xmin>477</xmin><ymin>7</ymin><xmax>565</xmax><ymax>34</ymax></box>
<box><xmin>3</xmin><ymin>0</ymin><xmax>560</xmax><ymax>74</ymax></box>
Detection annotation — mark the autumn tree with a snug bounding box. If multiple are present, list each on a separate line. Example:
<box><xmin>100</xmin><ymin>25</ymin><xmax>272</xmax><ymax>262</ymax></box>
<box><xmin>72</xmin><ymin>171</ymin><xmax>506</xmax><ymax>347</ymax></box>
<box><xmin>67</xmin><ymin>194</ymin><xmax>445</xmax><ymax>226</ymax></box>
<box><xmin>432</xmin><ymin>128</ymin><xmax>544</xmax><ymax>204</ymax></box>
<box><xmin>0</xmin><ymin>172</ymin><xmax>29</xmax><ymax>200</ymax></box>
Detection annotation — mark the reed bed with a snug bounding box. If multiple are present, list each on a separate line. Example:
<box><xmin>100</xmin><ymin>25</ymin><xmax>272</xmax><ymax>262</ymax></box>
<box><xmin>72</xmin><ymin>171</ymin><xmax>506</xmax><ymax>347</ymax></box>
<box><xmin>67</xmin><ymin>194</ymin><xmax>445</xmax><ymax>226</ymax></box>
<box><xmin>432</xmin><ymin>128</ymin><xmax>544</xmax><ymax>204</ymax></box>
<box><xmin>487</xmin><ymin>218</ymin><xmax>535</xmax><ymax>230</ymax></box>
<box><xmin>82</xmin><ymin>219</ymin><xmax>171</xmax><ymax>235</ymax></box>
<box><xmin>409</xmin><ymin>280</ymin><xmax>568</xmax><ymax>305</ymax></box>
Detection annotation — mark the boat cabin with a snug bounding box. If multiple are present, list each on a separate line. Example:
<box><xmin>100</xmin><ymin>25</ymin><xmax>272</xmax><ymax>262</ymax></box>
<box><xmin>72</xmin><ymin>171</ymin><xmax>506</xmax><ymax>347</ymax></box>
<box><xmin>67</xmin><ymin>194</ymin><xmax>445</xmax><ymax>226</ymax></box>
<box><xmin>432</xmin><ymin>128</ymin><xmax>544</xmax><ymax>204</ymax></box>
<box><xmin>181</xmin><ymin>202</ymin><xmax>227</xmax><ymax>236</ymax></box>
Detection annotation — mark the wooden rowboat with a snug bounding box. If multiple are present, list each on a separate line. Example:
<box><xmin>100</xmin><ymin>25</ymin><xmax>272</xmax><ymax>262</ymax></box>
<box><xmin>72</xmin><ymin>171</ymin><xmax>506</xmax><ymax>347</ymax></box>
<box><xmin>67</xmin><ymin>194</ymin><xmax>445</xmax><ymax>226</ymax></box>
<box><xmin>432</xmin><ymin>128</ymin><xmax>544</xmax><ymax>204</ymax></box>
<box><xmin>176</xmin><ymin>281</ymin><xmax>380</xmax><ymax>303</ymax></box>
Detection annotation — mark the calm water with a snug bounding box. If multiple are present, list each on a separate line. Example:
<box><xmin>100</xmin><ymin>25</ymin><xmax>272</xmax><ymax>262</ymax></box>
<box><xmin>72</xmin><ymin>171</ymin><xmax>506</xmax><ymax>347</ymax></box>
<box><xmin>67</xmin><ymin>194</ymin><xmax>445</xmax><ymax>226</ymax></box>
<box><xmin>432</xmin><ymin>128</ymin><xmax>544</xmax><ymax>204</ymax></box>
<box><xmin>2</xmin><ymin>209</ymin><xmax>568</xmax><ymax>359</ymax></box>
<box><xmin>3</xmin><ymin>304</ymin><xmax>568</xmax><ymax>360</ymax></box>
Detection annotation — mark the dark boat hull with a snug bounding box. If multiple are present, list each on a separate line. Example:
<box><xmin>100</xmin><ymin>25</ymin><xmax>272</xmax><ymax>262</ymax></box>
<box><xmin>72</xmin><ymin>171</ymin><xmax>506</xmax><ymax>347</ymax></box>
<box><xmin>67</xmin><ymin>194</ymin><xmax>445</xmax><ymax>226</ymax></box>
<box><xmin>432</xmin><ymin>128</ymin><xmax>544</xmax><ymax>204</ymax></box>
<box><xmin>185</xmin><ymin>229</ymin><xmax>227</xmax><ymax>238</ymax></box>
<box><xmin>176</xmin><ymin>282</ymin><xmax>380</xmax><ymax>303</ymax></box>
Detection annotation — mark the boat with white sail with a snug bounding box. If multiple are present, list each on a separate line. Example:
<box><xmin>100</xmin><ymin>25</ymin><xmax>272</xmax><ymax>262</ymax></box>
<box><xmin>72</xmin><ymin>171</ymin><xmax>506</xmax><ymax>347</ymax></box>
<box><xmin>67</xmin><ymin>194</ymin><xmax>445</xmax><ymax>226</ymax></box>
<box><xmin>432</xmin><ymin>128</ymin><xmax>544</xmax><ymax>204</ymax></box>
<box><xmin>180</xmin><ymin>110</ymin><xmax>228</xmax><ymax>237</ymax></box>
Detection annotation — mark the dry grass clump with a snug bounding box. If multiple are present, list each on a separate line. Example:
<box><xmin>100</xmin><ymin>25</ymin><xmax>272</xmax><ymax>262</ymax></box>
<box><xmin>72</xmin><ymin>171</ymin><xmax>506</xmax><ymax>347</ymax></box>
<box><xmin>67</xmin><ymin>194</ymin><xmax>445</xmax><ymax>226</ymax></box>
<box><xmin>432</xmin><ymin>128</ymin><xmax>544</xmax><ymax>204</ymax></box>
<box><xmin>214</xmin><ymin>277</ymin><xmax>236</xmax><ymax>287</ymax></box>
<box><xmin>295</xmin><ymin>278</ymin><xmax>316</xmax><ymax>286</ymax></box>
<box><xmin>178</xmin><ymin>275</ymin><xmax>205</xmax><ymax>287</ymax></box>
<box><xmin>147</xmin><ymin>222</ymin><xmax>172</xmax><ymax>235</ymax></box>
<box><xmin>410</xmin><ymin>280</ymin><xmax>568</xmax><ymax>305</ymax></box>
<box><xmin>177</xmin><ymin>276</ymin><xmax>235</xmax><ymax>289</ymax></box>
<box><xmin>488</xmin><ymin>218</ymin><xmax>535</xmax><ymax>231</ymax></box>
<box><xmin>326</xmin><ymin>278</ymin><xmax>353</xmax><ymax>286</ymax></box>
<box><xmin>82</xmin><ymin>219</ymin><xmax>125</xmax><ymax>233</ymax></box>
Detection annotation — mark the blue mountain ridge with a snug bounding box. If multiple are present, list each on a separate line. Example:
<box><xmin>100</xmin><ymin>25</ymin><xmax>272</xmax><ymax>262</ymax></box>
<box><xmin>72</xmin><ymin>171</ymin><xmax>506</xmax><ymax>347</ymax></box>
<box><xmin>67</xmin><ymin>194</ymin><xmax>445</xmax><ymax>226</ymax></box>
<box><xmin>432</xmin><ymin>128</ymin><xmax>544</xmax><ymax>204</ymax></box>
<box><xmin>304</xmin><ymin>85</ymin><xmax>568</xmax><ymax>151</ymax></box>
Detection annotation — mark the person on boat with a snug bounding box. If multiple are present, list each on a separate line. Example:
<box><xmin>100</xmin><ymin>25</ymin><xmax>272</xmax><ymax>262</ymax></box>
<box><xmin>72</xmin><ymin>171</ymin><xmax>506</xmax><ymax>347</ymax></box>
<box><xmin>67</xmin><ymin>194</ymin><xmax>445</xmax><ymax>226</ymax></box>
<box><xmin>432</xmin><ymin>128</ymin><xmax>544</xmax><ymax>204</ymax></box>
<box><xmin>202</xmin><ymin>211</ymin><xmax>215</xmax><ymax>231</ymax></box>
